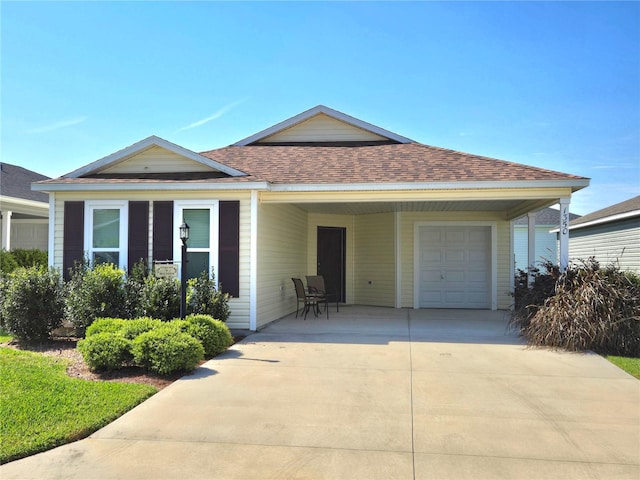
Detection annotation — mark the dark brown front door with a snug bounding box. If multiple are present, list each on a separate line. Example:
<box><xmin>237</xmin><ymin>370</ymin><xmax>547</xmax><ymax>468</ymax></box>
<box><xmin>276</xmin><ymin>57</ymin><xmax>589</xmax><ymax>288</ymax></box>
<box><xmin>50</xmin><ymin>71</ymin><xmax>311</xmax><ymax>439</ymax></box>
<box><xmin>317</xmin><ymin>226</ymin><xmax>346</xmax><ymax>303</ymax></box>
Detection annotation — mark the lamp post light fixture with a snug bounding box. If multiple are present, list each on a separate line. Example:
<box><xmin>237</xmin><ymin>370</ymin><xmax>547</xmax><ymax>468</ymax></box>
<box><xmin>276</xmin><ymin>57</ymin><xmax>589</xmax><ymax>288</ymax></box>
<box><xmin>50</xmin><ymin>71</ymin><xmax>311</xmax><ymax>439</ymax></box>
<box><xmin>179</xmin><ymin>222</ymin><xmax>190</xmax><ymax>319</ymax></box>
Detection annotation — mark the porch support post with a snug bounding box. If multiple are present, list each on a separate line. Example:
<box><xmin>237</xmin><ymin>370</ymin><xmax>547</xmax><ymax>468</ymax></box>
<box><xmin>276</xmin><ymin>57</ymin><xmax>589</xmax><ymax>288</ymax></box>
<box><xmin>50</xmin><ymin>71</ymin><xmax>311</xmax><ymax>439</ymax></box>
<box><xmin>249</xmin><ymin>191</ymin><xmax>258</xmax><ymax>331</ymax></box>
<box><xmin>527</xmin><ymin>211</ymin><xmax>536</xmax><ymax>286</ymax></box>
<box><xmin>559</xmin><ymin>197</ymin><xmax>570</xmax><ymax>271</ymax></box>
<box><xmin>1</xmin><ymin>210</ymin><xmax>12</xmax><ymax>251</ymax></box>
<box><xmin>48</xmin><ymin>194</ymin><xmax>55</xmax><ymax>267</ymax></box>
<box><xmin>395</xmin><ymin>211</ymin><xmax>402</xmax><ymax>308</ymax></box>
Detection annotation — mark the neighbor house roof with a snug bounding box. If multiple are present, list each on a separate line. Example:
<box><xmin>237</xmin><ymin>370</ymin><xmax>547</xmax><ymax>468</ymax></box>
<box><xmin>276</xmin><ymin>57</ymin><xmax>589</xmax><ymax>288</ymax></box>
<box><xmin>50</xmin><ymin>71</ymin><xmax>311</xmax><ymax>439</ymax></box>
<box><xmin>0</xmin><ymin>163</ymin><xmax>50</xmax><ymax>203</ymax></box>
<box><xmin>567</xmin><ymin>195</ymin><xmax>640</xmax><ymax>231</ymax></box>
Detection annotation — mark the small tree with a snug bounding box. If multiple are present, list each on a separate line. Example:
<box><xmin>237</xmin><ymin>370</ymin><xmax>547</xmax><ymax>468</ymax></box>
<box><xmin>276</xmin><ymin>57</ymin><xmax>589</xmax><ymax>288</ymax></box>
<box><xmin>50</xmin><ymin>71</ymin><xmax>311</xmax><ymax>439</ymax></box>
<box><xmin>65</xmin><ymin>262</ymin><xmax>128</xmax><ymax>335</ymax></box>
<box><xmin>141</xmin><ymin>275</ymin><xmax>181</xmax><ymax>321</ymax></box>
<box><xmin>2</xmin><ymin>266</ymin><xmax>64</xmax><ymax>341</ymax></box>
<box><xmin>187</xmin><ymin>270</ymin><xmax>231</xmax><ymax>322</ymax></box>
<box><xmin>124</xmin><ymin>260</ymin><xmax>149</xmax><ymax>319</ymax></box>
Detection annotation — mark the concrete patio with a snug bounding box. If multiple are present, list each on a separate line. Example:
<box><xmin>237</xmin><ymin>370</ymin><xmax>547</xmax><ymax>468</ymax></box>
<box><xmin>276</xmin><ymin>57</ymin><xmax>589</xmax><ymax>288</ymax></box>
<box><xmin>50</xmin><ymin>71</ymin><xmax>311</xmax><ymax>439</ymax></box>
<box><xmin>2</xmin><ymin>306</ymin><xmax>639</xmax><ymax>479</ymax></box>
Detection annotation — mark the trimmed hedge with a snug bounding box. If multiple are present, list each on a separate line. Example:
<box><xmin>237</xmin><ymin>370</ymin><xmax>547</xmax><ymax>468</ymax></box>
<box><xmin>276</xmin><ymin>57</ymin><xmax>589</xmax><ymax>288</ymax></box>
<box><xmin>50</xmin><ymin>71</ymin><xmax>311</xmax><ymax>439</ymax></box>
<box><xmin>185</xmin><ymin>314</ymin><xmax>234</xmax><ymax>357</ymax></box>
<box><xmin>78</xmin><ymin>315</ymin><xmax>233</xmax><ymax>374</ymax></box>
<box><xmin>132</xmin><ymin>327</ymin><xmax>204</xmax><ymax>375</ymax></box>
<box><xmin>77</xmin><ymin>333</ymin><xmax>132</xmax><ymax>371</ymax></box>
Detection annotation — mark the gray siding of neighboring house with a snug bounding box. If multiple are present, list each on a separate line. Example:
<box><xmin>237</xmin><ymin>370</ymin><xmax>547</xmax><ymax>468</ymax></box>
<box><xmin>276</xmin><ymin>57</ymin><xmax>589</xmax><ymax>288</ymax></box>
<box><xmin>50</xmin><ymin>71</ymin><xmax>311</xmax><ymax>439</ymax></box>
<box><xmin>569</xmin><ymin>218</ymin><xmax>640</xmax><ymax>273</ymax></box>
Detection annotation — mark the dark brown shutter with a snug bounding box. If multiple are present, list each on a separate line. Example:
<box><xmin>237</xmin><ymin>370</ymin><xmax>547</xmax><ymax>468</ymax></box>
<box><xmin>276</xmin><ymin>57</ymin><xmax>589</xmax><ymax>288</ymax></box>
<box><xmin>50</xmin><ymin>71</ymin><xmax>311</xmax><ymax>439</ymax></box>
<box><xmin>219</xmin><ymin>200</ymin><xmax>240</xmax><ymax>297</ymax></box>
<box><xmin>128</xmin><ymin>201</ymin><xmax>149</xmax><ymax>272</ymax></box>
<box><xmin>153</xmin><ymin>201</ymin><xmax>173</xmax><ymax>262</ymax></box>
<box><xmin>63</xmin><ymin>201</ymin><xmax>84</xmax><ymax>280</ymax></box>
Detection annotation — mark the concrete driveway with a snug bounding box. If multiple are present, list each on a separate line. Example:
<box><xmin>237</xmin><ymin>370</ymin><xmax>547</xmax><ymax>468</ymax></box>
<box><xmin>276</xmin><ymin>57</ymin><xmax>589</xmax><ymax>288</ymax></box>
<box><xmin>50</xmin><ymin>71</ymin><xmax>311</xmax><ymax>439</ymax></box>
<box><xmin>2</xmin><ymin>307</ymin><xmax>639</xmax><ymax>479</ymax></box>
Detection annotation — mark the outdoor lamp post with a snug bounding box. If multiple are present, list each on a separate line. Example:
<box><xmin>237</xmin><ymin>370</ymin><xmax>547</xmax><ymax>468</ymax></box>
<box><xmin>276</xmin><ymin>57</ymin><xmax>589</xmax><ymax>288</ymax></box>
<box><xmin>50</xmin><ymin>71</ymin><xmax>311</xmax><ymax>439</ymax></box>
<box><xmin>179</xmin><ymin>222</ymin><xmax>190</xmax><ymax>319</ymax></box>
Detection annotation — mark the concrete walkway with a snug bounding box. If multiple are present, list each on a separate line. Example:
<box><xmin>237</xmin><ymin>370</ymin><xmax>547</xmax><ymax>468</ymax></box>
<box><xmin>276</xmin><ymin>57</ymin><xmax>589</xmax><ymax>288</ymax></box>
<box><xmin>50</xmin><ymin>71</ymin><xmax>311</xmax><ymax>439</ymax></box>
<box><xmin>2</xmin><ymin>307</ymin><xmax>639</xmax><ymax>479</ymax></box>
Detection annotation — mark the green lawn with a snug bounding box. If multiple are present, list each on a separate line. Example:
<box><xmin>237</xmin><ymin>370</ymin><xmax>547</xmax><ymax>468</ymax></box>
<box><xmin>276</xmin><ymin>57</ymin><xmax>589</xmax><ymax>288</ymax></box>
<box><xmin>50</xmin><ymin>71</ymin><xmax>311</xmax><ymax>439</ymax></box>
<box><xmin>0</xmin><ymin>347</ymin><xmax>156</xmax><ymax>463</ymax></box>
<box><xmin>606</xmin><ymin>355</ymin><xmax>640</xmax><ymax>379</ymax></box>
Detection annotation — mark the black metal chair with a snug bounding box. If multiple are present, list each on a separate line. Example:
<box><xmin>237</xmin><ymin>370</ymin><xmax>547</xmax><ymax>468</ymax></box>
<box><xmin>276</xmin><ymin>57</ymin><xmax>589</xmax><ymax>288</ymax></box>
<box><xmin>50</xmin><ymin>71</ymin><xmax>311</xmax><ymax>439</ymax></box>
<box><xmin>305</xmin><ymin>275</ymin><xmax>336</xmax><ymax>318</ymax></box>
<box><xmin>291</xmin><ymin>278</ymin><xmax>318</xmax><ymax>320</ymax></box>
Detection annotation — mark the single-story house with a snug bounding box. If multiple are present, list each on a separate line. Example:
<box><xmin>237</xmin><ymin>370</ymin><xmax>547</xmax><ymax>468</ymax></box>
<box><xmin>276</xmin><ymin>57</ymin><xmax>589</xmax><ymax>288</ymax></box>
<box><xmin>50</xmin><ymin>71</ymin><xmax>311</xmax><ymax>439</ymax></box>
<box><xmin>513</xmin><ymin>207</ymin><xmax>580</xmax><ymax>272</ymax></box>
<box><xmin>32</xmin><ymin>105</ymin><xmax>590</xmax><ymax>330</ymax></box>
<box><xmin>555</xmin><ymin>195</ymin><xmax>639</xmax><ymax>273</ymax></box>
<box><xmin>1</xmin><ymin>163</ymin><xmax>50</xmax><ymax>251</ymax></box>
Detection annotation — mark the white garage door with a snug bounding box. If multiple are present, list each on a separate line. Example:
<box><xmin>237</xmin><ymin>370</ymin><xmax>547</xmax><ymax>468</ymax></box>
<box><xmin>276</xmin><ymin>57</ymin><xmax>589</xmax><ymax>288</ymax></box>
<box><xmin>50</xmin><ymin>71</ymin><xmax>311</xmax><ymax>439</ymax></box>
<box><xmin>418</xmin><ymin>226</ymin><xmax>491</xmax><ymax>308</ymax></box>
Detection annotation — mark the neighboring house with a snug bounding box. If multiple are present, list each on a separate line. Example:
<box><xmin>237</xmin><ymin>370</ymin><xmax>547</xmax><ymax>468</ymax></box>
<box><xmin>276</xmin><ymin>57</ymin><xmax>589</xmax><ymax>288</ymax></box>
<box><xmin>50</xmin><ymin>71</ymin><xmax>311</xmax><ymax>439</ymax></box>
<box><xmin>513</xmin><ymin>208</ymin><xmax>580</xmax><ymax>272</ymax></box>
<box><xmin>559</xmin><ymin>196</ymin><xmax>640</xmax><ymax>273</ymax></box>
<box><xmin>0</xmin><ymin>163</ymin><xmax>50</xmax><ymax>251</ymax></box>
<box><xmin>32</xmin><ymin>105</ymin><xmax>589</xmax><ymax>330</ymax></box>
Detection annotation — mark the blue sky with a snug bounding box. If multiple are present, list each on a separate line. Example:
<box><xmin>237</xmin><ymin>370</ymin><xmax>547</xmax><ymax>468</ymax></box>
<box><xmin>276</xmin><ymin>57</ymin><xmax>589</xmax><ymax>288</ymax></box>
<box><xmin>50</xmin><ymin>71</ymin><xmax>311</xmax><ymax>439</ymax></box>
<box><xmin>2</xmin><ymin>1</ymin><xmax>638</xmax><ymax>215</ymax></box>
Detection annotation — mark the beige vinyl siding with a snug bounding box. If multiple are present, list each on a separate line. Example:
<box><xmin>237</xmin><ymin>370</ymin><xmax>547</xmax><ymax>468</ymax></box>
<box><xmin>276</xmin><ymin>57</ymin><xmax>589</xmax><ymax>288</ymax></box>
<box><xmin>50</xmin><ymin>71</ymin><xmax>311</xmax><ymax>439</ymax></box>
<box><xmin>52</xmin><ymin>190</ymin><xmax>252</xmax><ymax>329</ymax></box>
<box><xmin>569</xmin><ymin>218</ymin><xmax>640</xmax><ymax>274</ymax></box>
<box><xmin>513</xmin><ymin>225</ymin><xmax>558</xmax><ymax>271</ymax></box>
<box><xmin>256</xmin><ymin>203</ymin><xmax>308</xmax><ymax>327</ymax></box>
<box><xmin>6</xmin><ymin>220</ymin><xmax>48</xmax><ymax>251</ymax></box>
<box><xmin>101</xmin><ymin>146</ymin><xmax>214</xmax><ymax>174</ymax></box>
<box><xmin>307</xmin><ymin>213</ymin><xmax>355</xmax><ymax>304</ymax></box>
<box><xmin>399</xmin><ymin>212</ymin><xmax>512</xmax><ymax>310</ymax></box>
<box><xmin>354</xmin><ymin>213</ymin><xmax>395</xmax><ymax>306</ymax></box>
<box><xmin>259</xmin><ymin>113</ymin><xmax>388</xmax><ymax>143</ymax></box>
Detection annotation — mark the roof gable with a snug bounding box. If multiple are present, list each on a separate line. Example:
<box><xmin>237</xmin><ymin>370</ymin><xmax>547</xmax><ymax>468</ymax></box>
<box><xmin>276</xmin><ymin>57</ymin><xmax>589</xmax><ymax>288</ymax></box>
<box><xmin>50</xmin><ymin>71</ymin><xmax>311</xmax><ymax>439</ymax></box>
<box><xmin>234</xmin><ymin>105</ymin><xmax>413</xmax><ymax>146</ymax></box>
<box><xmin>64</xmin><ymin>136</ymin><xmax>246</xmax><ymax>179</ymax></box>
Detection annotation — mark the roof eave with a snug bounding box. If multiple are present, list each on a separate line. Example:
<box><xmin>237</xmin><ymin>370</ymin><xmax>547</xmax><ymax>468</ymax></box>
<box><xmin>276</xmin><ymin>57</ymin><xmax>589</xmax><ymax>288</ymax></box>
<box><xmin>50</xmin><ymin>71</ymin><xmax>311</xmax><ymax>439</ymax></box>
<box><xmin>267</xmin><ymin>179</ymin><xmax>590</xmax><ymax>192</ymax></box>
<box><xmin>31</xmin><ymin>181</ymin><xmax>270</xmax><ymax>192</ymax></box>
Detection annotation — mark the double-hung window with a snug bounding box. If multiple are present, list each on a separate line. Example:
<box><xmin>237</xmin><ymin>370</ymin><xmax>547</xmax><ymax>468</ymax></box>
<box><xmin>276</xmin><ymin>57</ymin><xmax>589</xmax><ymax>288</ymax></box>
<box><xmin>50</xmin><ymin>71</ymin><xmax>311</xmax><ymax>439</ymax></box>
<box><xmin>174</xmin><ymin>200</ymin><xmax>218</xmax><ymax>283</ymax></box>
<box><xmin>84</xmin><ymin>200</ymin><xmax>128</xmax><ymax>269</ymax></box>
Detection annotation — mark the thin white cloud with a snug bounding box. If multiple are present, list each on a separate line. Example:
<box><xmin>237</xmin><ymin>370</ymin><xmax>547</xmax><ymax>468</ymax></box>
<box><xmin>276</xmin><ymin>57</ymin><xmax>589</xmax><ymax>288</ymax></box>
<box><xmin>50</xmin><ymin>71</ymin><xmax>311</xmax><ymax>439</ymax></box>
<box><xmin>25</xmin><ymin>116</ymin><xmax>87</xmax><ymax>134</ymax></box>
<box><xmin>176</xmin><ymin>98</ymin><xmax>248</xmax><ymax>132</ymax></box>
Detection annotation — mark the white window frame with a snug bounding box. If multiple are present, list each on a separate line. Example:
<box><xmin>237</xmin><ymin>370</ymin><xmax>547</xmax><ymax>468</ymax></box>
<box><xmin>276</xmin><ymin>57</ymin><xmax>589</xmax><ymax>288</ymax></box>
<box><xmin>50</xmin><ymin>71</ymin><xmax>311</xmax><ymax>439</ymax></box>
<box><xmin>173</xmin><ymin>200</ymin><xmax>219</xmax><ymax>285</ymax></box>
<box><xmin>84</xmin><ymin>200</ymin><xmax>129</xmax><ymax>270</ymax></box>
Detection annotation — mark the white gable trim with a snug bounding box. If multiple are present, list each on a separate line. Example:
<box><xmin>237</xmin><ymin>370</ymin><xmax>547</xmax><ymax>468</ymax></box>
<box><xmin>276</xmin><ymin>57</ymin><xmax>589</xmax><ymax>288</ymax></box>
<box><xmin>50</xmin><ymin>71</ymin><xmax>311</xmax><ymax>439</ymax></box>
<box><xmin>64</xmin><ymin>136</ymin><xmax>247</xmax><ymax>178</ymax></box>
<box><xmin>233</xmin><ymin>105</ymin><xmax>414</xmax><ymax>146</ymax></box>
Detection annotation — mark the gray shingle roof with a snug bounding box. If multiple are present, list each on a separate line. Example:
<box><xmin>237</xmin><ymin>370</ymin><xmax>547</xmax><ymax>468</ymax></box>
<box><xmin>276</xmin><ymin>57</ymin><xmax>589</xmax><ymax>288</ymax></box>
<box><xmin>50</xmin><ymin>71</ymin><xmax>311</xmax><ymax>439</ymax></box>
<box><xmin>0</xmin><ymin>163</ymin><xmax>50</xmax><ymax>203</ymax></box>
<box><xmin>570</xmin><ymin>195</ymin><xmax>640</xmax><ymax>227</ymax></box>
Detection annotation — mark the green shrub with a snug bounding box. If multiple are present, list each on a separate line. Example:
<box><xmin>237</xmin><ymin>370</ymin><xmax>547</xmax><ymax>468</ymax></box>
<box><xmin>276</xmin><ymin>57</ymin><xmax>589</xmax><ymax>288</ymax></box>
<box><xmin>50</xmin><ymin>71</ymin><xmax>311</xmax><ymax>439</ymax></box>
<box><xmin>85</xmin><ymin>318</ymin><xmax>127</xmax><ymax>337</ymax></box>
<box><xmin>77</xmin><ymin>333</ymin><xmax>132</xmax><ymax>371</ymax></box>
<box><xmin>141</xmin><ymin>276</ymin><xmax>180</xmax><ymax>321</ymax></box>
<box><xmin>11</xmin><ymin>249</ymin><xmax>48</xmax><ymax>269</ymax></box>
<box><xmin>187</xmin><ymin>270</ymin><xmax>231</xmax><ymax>322</ymax></box>
<box><xmin>120</xmin><ymin>317</ymin><xmax>163</xmax><ymax>340</ymax></box>
<box><xmin>132</xmin><ymin>327</ymin><xmax>204</xmax><ymax>374</ymax></box>
<box><xmin>513</xmin><ymin>258</ymin><xmax>640</xmax><ymax>356</ymax></box>
<box><xmin>2</xmin><ymin>266</ymin><xmax>64</xmax><ymax>341</ymax></box>
<box><xmin>124</xmin><ymin>260</ymin><xmax>149</xmax><ymax>319</ymax></box>
<box><xmin>185</xmin><ymin>314</ymin><xmax>233</xmax><ymax>356</ymax></box>
<box><xmin>65</xmin><ymin>263</ymin><xmax>128</xmax><ymax>335</ymax></box>
<box><xmin>0</xmin><ymin>250</ymin><xmax>18</xmax><ymax>275</ymax></box>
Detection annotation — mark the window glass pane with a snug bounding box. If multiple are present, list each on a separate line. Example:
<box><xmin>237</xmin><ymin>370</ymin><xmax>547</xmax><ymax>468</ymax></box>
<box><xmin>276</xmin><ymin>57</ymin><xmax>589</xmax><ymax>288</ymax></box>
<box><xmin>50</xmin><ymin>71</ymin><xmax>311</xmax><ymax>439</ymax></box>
<box><xmin>93</xmin><ymin>209</ymin><xmax>120</xmax><ymax>248</ymax></box>
<box><xmin>186</xmin><ymin>252</ymin><xmax>209</xmax><ymax>281</ymax></box>
<box><xmin>93</xmin><ymin>251</ymin><xmax>119</xmax><ymax>266</ymax></box>
<box><xmin>183</xmin><ymin>209</ymin><xmax>209</xmax><ymax>248</ymax></box>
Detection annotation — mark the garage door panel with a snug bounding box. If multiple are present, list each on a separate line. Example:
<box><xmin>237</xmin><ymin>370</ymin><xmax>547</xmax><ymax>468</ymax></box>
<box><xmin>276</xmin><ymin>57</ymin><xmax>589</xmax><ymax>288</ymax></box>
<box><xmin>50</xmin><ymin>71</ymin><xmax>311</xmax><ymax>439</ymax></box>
<box><xmin>419</xmin><ymin>225</ymin><xmax>491</xmax><ymax>309</ymax></box>
<box><xmin>445</xmin><ymin>249</ymin><xmax>465</xmax><ymax>262</ymax></box>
